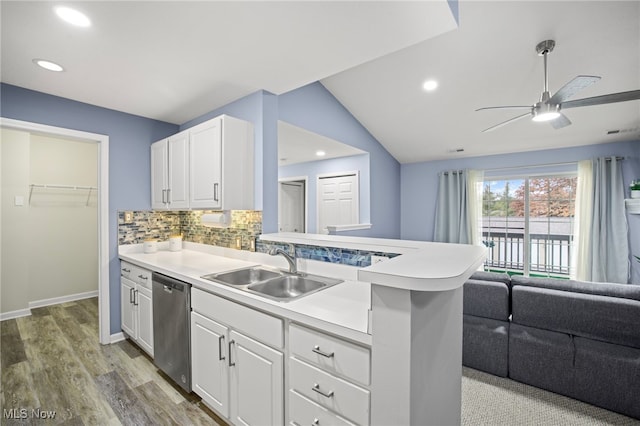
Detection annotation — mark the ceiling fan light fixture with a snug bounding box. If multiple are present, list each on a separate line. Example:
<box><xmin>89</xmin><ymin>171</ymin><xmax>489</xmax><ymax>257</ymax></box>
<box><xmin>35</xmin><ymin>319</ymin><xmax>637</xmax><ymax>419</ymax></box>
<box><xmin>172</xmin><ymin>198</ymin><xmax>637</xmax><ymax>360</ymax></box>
<box><xmin>532</xmin><ymin>102</ymin><xmax>561</xmax><ymax>122</ymax></box>
<box><xmin>532</xmin><ymin>111</ymin><xmax>561</xmax><ymax>122</ymax></box>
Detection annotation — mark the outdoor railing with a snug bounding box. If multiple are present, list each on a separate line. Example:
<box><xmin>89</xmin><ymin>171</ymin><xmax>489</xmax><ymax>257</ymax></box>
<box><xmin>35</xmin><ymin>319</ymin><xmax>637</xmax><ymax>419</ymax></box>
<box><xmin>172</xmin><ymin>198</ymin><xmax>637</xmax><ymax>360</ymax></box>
<box><xmin>482</xmin><ymin>232</ymin><xmax>572</xmax><ymax>276</ymax></box>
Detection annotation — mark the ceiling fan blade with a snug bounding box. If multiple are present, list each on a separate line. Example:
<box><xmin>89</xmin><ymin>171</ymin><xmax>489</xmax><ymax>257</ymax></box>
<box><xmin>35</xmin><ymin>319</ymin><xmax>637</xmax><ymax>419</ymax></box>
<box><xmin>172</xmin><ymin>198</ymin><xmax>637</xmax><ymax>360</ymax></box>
<box><xmin>561</xmin><ymin>90</ymin><xmax>640</xmax><ymax>109</ymax></box>
<box><xmin>482</xmin><ymin>112</ymin><xmax>531</xmax><ymax>132</ymax></box>
<box><xmin>550</xmin><ymin>113</ymin><xmax>572</xmax><ymax>129</ymax></box>
<box><xmin>476</xmin><ymin>105</ymin><xmax>531</xmax><ymax>112</ymax></box>
<box><xmin>548</xmin><ymin>75</ymin><xmax>601</xmax><ymax>104</ymax></box>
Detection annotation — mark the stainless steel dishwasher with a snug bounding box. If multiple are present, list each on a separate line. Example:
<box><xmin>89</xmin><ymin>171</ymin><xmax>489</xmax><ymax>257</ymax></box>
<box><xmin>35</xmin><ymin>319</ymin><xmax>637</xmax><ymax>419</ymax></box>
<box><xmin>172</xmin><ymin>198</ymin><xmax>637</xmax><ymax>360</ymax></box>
<box><xmin>152</xmin><ymin>272</ymin><xmax>191</xmax><ymax>392</ymax></box>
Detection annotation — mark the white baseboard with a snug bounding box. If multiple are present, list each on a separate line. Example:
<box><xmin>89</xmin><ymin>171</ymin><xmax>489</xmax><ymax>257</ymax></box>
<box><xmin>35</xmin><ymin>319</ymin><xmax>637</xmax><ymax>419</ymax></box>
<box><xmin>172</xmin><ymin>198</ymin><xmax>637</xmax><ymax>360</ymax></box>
<box><xmin>0</xmin><ymin>308</ymin><xmax>32</xmax><ymax>321</ymax></box>
<box><xmin>110</xmin><ymin>332</ymin><xmax>126</xmax><ymax>344</ymax></box>
<box><xmin>28</xmin><ymin>290</ymin><xmax>99</xmax><ymax>309</ymax></box>
<box><xmin>0</xmin><ymin>290</ymin><xmax>99</xmax><ymax>322</ymax></box>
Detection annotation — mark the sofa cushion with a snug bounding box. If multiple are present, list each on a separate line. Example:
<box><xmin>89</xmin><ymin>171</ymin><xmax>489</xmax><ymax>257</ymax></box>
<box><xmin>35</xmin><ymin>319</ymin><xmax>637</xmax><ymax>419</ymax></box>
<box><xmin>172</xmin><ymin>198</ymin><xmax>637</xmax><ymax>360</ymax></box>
<box><xmin>573</xmin><ymin>336</ymin><xmax>640</xmax><ymax>419</ymax></box>
<box><xmin>463</xmin><ymin>315</ymin><xmax>509</xmax><ymax>377</ymax></box>
<box><xmin>463</xmin><ymin>279</ymin><xmax>510</xmax><ymax>320</ymax></box>
<box><xmin>511</xmin><ymin>275</ymin><xmax>640</xmax><ymax>301</ymax></box>
<box><xmin>470</xmin><ymin>271</ymin><xmax>511</xmax><ymax>287</ymax></box>
<box><xmin>512</xmin><ymin>285</ymin><xmax>640</xmax><ymax>349</ymax></box>
<box><xmin>508</xmin><ymin>323</ymin><xmax>576</xmax><ymax>395</ymax></box>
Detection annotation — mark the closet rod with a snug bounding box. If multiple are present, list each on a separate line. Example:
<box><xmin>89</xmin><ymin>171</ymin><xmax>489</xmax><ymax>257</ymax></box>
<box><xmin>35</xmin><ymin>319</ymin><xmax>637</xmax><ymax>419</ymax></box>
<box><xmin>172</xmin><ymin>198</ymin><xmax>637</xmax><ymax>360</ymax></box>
<box><xmin>29</xmin><ymin>183</ymin><xmax>98</xmax><ymax>205</ymax></box>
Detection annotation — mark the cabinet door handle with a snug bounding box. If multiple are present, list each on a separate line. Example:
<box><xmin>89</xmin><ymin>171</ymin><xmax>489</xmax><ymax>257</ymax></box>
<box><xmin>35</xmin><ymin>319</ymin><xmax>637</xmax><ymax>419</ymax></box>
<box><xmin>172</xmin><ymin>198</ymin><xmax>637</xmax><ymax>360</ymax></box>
<box><xmin>129</xmin><ymin>287</ymin><xmax>134</xmax><ymax>304</ymax></box>
<box><xmin>167</xmin><ymin>188</ymin><xmax>171</xmax><ymax>204</ymax></box>
<box><xmin>161</xmin><ymin>189</ymin><xmax>166</xmax><ymax>204</ymax></box>
<box><xmin>214</xmin><ymin>183</ymin><xmax>219</xmax><ymax>202</ymax></box>
<box><xmin>218</xmin><ymin>335</ymin><xmax>225</xmax><ymax>361</ymax></box>
<box><xmin>228</xmin><ymin>339</ymin><xmax>235</xmax><ymax>367</ymax></box>
<box><xmin>312</xmin><ymin>345</ymin><xmax>334</xmax><ymax>358</ymax></box>
<box><xmin>133</xmin><ymin>289</ymin><xmax>139</xmax><ymax>306</ymax></box>
<box><xmin>312</xmin><ymin>383</ymin><xmax>334</xmax><ymax>398</ymax></box>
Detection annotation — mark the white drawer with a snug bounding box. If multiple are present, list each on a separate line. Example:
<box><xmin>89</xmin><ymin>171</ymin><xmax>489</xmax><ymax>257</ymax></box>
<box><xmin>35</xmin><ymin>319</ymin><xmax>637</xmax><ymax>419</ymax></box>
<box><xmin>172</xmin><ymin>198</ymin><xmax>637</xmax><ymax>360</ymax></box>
<box><xmin>134</xmin><ymin>267</ymin><xmax>152</xmax><ymax>289</ymax></box>
<box><xmin>120</xmin><ymin>261</ymin><xmax>152</xmax><ymax>289</ymax></box>
<box><xmin>289</xmin><ymin>390</ymin><xmax>355</xmax><ymax>426</ymax></box>
<box><xmin>290</xmin><ymin>324</ymin><xmax>370</xmax><ymax>385</ymax></box>
<box><xmin>192</xmin><ymin>287</ymin><xmax>283</xmax><ymax>348</ymax></box>
<box><xmin>120</xmin><ymin>261</ymin><xmax>134</xmax><ymax>279</ymax></box>
<box><xmin>290</xmin><ymin>358</ymin><xmax>369</xmax><ymax>426</ymax></box>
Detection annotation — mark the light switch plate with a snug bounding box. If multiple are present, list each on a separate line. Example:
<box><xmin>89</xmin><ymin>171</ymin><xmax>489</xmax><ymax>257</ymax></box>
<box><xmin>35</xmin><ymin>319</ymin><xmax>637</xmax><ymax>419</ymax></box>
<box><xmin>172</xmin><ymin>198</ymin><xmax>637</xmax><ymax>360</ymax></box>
<box><xmin>14</xmin><ymin>196</ymin><xmax>24</xmax><ymax>206</ymax></box>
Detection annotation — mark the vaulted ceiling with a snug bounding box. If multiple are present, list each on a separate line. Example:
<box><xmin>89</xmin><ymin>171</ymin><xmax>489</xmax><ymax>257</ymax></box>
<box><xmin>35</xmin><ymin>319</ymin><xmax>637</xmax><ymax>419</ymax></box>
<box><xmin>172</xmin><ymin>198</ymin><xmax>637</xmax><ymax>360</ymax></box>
<box><xmin>2</xmin><ymin>1</ymin><xmax>639</xmax><ymax>163</ymax></box>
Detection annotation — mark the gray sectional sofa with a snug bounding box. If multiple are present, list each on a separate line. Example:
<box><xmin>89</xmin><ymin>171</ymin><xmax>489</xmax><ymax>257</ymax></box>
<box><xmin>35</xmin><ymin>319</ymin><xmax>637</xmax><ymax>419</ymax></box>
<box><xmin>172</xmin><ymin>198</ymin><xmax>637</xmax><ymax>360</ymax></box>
<box><xmin>462</xmin><ymin>272</ymin><xmax>640</xmax><ymax>420</ymax></box>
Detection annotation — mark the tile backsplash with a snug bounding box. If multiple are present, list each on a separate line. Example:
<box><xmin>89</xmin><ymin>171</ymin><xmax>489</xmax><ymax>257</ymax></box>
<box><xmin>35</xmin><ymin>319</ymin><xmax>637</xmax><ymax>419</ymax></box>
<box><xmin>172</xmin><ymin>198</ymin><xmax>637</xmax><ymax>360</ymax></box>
<box><xmin>118</xmin><ymin>211</ymin><xmax>400</xmax><ymax>266</ymax></box>
<box><xmin>257</xmin><ymin>240</ymin><xmax>400</xmax><ymax>268</ymax></box>
<box><xmin>118</xmin><ymin>210</ymin><xmax>262</xmax><ymax>250</ymax></box>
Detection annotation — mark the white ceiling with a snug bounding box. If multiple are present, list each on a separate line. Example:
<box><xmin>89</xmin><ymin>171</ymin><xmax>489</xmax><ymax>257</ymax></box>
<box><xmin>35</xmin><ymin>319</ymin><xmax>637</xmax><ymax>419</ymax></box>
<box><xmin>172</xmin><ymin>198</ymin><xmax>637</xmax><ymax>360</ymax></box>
<box><xmin>2</xmin><ymin>1</ymin><xmax>639</xmax><ymax>164</ymax></box>
<box><xmin>278</xmin><ymin>120</ymin><xmax>366</xmax><ymax>166</ymax></box>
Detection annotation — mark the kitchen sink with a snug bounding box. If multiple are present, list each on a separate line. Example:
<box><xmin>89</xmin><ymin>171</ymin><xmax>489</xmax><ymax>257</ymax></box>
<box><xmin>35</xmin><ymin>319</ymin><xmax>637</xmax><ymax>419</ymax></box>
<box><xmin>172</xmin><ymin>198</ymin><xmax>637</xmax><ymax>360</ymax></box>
<box><xmin>201</xmin><ymin>267</ymin><xmax>342</xmax><ymax>302</ymax></box>
<box><xmin>201</xmin><ymin>267</ymin><xmax>283</xmax><ymax>286</ymax></box>
<box><xmin>247</xmin><ymin>275</ymin><xmax>343</xmax><ymax>301</ymax></box>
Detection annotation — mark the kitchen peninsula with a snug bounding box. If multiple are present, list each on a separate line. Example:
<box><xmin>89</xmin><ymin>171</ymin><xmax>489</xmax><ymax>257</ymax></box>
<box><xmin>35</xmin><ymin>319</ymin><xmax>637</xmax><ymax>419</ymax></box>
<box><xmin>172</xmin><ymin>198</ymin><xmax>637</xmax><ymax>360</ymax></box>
<box><xmin>119</xmin><ymin>233</ymin><xmax>486</xmax><ymax>425</ymax></box>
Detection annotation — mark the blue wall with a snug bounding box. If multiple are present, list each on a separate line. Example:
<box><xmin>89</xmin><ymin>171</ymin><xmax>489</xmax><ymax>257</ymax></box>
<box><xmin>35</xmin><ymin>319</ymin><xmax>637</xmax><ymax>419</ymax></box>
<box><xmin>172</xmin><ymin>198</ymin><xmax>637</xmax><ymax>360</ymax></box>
<box><xmin>279</xmin><ymin>154</ymin><xmax>371</xmax><ymax>233</ymax></box>
<box><xmin>1</xmin><ymin>83</ymin><xmax>178</xmax><ymax>333</ymax></box>
<box><xmin>278</xmin><ymin>82</ymin><xmax>401</xmax><ymax>238</ymax></box>
<box><xmin>401</xmin><ymin>140</ymin><xmax>640</xmax><ymax>283</ymax></box>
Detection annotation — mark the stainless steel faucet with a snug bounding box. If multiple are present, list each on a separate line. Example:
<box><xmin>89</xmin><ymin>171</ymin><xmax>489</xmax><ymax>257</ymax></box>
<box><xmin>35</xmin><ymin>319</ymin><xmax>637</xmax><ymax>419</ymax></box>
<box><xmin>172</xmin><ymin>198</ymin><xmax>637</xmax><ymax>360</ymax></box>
<box><xmin>268</xmin><ymin>244</ymin><xmax>297</xmax><ymax>274</ymax></box>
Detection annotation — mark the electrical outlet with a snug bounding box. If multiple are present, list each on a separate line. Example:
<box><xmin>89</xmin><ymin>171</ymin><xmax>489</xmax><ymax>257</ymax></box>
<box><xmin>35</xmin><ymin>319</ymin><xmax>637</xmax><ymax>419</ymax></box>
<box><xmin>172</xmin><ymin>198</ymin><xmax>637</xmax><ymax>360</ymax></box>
<box><xmin>235</xmin><ymin>236</ymin><xmax>242</xmax><ymax>250</ymax></box>
<box><xmin>123</xmin><ymin>211</ymin><xmax>134</xmax><ymax>223</ymax></box>
<box><xmin>371</xmin><ymin>255</ymin><xmax>387</xmax><ymax>264</ymax></box>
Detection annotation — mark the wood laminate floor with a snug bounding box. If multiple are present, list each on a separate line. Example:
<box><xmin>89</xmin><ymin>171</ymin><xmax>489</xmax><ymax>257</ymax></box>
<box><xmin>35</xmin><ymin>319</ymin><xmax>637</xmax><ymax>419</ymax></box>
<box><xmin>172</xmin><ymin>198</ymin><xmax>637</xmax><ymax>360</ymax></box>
<box><xmin>0</xmin><ymin>297</ymin><xmax>225</xmax><ymax>425</ymax></box>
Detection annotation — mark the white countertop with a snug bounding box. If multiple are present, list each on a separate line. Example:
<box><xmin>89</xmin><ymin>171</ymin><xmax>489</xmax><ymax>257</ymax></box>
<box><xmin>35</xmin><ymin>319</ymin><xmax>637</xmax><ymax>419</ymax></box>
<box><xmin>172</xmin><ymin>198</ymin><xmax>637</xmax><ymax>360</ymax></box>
<box><xmin>119</xmin><ymin>243</ymin><xmax>372</xmax><ymax>345</ymax></box>
<box><xmin>262</xmin><ymin>233</ymin><xmax>488</xmax><ymax>291</ymax></box>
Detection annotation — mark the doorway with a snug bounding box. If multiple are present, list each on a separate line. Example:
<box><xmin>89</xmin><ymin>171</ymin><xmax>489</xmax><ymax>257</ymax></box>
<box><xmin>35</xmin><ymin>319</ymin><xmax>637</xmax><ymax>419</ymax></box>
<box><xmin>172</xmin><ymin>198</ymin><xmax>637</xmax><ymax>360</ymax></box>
<box><xmin>278</xmin><ymin>177</ymin><xmax>307</xmax><ymax>233</ymax></box>
<box><xmin>0</xmin><ymin>118</ymin><xmax>110</xmax><ymax>344</ymax></box>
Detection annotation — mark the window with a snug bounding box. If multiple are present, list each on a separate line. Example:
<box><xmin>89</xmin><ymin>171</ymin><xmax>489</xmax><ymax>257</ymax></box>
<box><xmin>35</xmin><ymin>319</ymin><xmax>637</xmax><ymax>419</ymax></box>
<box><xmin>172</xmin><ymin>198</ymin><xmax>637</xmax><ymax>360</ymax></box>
<box><xmin>482</xmin><ymin>174</ymin><xmax>577</xmax><ymax>277</ymax></box>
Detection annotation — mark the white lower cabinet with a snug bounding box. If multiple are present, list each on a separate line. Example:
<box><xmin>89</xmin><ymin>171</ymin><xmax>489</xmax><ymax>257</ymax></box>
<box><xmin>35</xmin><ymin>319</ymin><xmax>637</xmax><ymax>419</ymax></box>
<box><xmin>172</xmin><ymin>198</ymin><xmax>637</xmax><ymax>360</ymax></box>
<box><xmin>229</xmin><ymin>330</ymin><xmax>284</xmax><ymax>425</ymax></box>
<box><xmin>120</xmin><ymin>262</ymin><xmax>153</xmax><ymax>356</ymax></box>
<box><xmin>288</xmin><ymin>324</ymin><xmax>371</xmax><ymax>426</ymax></box>
<box><xmin>191</xmin><ymin>312</ymin><xmax>229</xmax><ymax>416</ymax></box>
<box><xmin>191</xmin><ymin>288</ymin><xmax>284</xmax><ymax>425</ymax></box>
<box><xmin>289</xmin><ymin>390</ymin><xmax>356</xmax><ymax>426</ymax></box>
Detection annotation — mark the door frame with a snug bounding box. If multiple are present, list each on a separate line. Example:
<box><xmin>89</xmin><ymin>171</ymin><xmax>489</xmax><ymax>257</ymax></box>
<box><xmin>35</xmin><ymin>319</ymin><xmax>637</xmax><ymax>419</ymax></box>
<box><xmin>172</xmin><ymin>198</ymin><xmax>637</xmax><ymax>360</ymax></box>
<box><xmin>1</xmin><ymin>118</ymin><xmax>110</xmax><ymax>344</ymax></box>
<box><xmin>278</xmin><ymin>176</ymin><xmax>308</xmax><ymax>233</ymax></box>
<box><xmin>316</xmin><ymin>170</ymin><xmax>360</xmax><ymax>234</ymax></box>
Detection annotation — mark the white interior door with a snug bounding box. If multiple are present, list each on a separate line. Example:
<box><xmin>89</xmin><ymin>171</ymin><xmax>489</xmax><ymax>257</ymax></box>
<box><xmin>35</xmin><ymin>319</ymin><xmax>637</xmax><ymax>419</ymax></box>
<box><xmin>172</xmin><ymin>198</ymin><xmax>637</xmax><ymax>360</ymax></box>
<box><xmin>318</xmin><ymin>173</ymin><xmax>359</xmax><ymax>234</ymax></box>
<box><xmin>279</xmin><ymin>181</ymin><xmax>305</xmax><ymax>233</ymax></box>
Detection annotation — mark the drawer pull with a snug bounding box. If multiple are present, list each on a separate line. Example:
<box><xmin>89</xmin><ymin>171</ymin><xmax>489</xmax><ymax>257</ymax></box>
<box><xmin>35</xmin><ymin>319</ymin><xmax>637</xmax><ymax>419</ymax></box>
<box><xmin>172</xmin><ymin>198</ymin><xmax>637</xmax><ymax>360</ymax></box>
<box><xmin>312</xmin><ymin>383</ymin><xmax>334</xmax><ymax>398</ymax></box>
<box><xmin>312</xmin><ymin>345</ymin><xmax>334</xmax><ymax>358</ymax></box>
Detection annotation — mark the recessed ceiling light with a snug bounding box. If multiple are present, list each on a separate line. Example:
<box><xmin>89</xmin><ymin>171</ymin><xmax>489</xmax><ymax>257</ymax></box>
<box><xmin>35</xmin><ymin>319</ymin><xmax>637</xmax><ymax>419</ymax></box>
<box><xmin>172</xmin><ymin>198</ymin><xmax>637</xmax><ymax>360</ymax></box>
<box><xmin>55</xmin><ymin>6</ymin><xmax>91</xmax><ymax>27</ymax></box>
<box><xmin>422</xmin><ymin>80</ymin><xmax>438</xmax><ymax>91</ymax></box>
<box><xmin>315</xmin><ymin>150</ymin><xmax>326</xmax><ymax>157</ymax></box>
<box><xmin>33</xmin><ymin>59</ymin><xmax>64</xmax><ymax>72</ymax></box>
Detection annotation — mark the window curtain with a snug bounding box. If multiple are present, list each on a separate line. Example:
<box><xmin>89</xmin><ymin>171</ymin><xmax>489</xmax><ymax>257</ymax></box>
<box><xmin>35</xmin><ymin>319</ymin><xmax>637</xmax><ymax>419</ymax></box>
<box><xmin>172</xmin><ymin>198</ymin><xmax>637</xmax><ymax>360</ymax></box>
<box><xmin>434</xmin><ymin>169</ymin><xmax>484</xmax><ymax>245</ymax></box>
<box><xmin>572</xmin><ymin>157</ymin><xmax>629</xmax><ymax>283</ymax></box>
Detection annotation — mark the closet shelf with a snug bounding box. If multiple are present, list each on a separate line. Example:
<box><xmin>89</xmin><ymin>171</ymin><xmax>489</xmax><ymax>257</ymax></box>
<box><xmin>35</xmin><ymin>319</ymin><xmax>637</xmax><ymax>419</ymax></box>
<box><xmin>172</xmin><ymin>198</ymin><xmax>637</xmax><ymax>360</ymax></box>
<box><xmin>29</xmin><ymin>184</ymin><xmax>97</xmax><ymax>206</ymax></box>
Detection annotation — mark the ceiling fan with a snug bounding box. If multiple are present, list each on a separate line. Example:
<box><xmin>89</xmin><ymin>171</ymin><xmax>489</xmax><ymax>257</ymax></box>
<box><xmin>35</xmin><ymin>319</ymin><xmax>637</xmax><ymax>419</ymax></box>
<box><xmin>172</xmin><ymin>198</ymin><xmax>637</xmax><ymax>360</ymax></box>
<box><xmin>476</xmin><ymin>39</ymin><xmax>640</xmax><ymax>132</ymax></box>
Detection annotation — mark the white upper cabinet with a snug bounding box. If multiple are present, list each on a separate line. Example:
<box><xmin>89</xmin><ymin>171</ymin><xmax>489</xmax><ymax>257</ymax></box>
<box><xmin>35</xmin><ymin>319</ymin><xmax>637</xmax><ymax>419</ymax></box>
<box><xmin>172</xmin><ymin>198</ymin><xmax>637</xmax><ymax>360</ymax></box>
<box><xmin>151</xmin><ymin>131</ymin><xmax>189</xmax><ymax>210</ymax></box>
<box><xmin>189</xmin><ymin>115</ymin><xmax>254</xmax><ymax>210</ymax></box>
<box><xmin>151</xmin><ymin>114</ymin><xmax>254</xmax><ymax>210</ymax></box>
